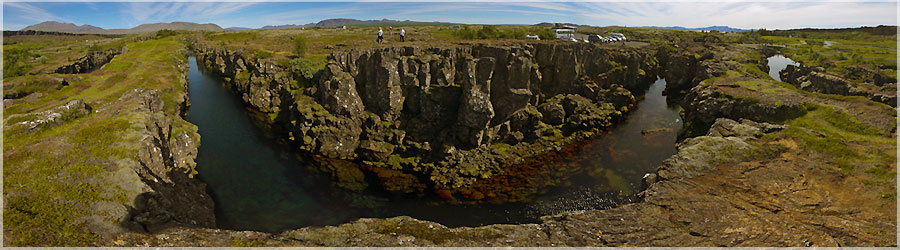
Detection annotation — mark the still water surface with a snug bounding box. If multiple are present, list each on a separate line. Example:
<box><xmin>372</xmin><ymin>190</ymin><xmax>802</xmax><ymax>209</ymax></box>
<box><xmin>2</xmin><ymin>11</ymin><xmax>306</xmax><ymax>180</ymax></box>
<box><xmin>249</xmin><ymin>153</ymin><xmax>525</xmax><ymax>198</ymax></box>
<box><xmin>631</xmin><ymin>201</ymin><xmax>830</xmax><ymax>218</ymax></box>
<box><xmin>186</xmin><ymin>56</ymin><xmax>682</xmax><ymax>232</ymax></box>
<box><xmin>767</xmin><ymin>54</ymin><xmax>799</xmax><ymax>82</ymax></box>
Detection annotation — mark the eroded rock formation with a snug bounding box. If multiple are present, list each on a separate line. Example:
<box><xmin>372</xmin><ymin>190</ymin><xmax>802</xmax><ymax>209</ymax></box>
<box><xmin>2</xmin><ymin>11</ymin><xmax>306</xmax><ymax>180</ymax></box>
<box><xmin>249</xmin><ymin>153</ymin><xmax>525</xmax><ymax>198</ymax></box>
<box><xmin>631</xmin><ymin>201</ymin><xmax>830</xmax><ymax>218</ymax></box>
<box><xmin>55</xmin><ymin>48</ymin><xmax>121</xmax><ymax>74</ymax></box>
<box><xmin>780</xmin><ymin>64</ymin><xmax>897</xmax><ymax>107</ymax></box>
<box><xmin>194</xmin><ymin>42</ymin><xmax>659</xmax><ymax>197</ymax></box>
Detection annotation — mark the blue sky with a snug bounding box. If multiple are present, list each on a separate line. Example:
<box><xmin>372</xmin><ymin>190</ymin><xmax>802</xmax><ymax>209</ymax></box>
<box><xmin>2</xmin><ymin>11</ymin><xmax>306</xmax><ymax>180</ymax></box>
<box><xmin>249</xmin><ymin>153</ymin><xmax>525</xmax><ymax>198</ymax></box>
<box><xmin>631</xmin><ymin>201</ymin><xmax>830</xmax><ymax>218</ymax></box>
<box><xmin>3</xmin><ymin>1</ymin><xmax>897</xmax><ymax>30</ymax></box>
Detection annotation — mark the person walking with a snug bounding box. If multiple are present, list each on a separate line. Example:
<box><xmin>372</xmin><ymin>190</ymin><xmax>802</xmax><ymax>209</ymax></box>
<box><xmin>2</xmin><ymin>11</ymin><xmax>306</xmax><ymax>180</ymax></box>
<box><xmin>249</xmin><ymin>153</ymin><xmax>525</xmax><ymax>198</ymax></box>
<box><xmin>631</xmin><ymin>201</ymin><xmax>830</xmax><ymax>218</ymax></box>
<box><xmin>377</xmin><ymin>27</ymin><xmax>384</xmax><ymax>43</ymax></box>
<box><xmin>389</xmin><ymin>26</ymin><xmax>393</xmax><ymax>36</ymax></box>
<box><xmin>399</xmin><ymin>28</ymin><xmax>406</xmax><ymax>42</ymax></box>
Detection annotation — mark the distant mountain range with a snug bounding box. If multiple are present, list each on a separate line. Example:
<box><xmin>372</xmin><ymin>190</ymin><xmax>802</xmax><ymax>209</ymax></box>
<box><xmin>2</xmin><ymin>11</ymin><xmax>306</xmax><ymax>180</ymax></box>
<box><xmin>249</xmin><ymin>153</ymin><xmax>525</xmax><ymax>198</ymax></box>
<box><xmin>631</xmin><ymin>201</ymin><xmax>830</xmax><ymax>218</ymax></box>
<box><xmin>224</xmin><ymin>27</ymin><xmax>253</xmax><ymax>31</ymax></box>
<box><xmin>226</xmin><ymin>18</ymin><xmax>457</xmax><ymax>31</ymax></box>
<box><xmin>21</xmin><ymin>21</ymin><xmax>224</xmax><ymax>34</ymax></box>
<box><xmin>20</xmin><ymin>20</ymin><xmax>751</xmax><ymax>34</ymax></box>
<box><xmin>20</xmin><ymin>21</ymin><xmax>104</xmax><ymax>33</ymax></box>
<box><xmin>534</xmin><ymin>22</ymin><xmax>587</xmax><ymax>27</ymax></box>
<box><xmin>640</xmin><ymin>25</ymin><xmax>750</xmax><ymax>32</ymax></box>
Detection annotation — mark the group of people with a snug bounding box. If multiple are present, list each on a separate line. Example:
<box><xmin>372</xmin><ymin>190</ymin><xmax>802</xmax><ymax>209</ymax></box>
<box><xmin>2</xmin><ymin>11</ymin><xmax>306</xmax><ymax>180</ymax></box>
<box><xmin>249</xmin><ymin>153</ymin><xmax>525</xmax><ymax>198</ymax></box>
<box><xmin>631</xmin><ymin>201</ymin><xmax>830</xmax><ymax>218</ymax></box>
<box><xmin>377</xmin><ymin>26</ymin><xmax>405</xmax><ymax>44</ymax></box>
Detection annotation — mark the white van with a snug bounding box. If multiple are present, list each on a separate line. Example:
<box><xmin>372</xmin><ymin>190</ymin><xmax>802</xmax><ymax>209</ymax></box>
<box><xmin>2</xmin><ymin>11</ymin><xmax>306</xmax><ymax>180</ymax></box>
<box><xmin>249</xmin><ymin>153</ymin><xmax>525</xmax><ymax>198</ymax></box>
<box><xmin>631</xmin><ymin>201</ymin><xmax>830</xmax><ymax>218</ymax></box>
<box><xmin>553</xmin><ymin>28</ymin><xmax>576</xmax><ymax>41</ymax></box>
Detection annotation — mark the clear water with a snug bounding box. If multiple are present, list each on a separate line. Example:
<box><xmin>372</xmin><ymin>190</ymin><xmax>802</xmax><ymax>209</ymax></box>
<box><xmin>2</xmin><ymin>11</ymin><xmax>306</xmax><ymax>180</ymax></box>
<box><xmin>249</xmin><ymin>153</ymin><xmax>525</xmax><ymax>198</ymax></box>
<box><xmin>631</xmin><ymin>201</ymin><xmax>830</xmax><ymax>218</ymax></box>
<box><xmin>186</xmin><ymin>56</ymin><xmax>682</xmax><ymax>232</ymax></box>
<box><xmin>767</xmin><ymin>55</ymin><xmax>798</xmax><ymax>82</ymax></box>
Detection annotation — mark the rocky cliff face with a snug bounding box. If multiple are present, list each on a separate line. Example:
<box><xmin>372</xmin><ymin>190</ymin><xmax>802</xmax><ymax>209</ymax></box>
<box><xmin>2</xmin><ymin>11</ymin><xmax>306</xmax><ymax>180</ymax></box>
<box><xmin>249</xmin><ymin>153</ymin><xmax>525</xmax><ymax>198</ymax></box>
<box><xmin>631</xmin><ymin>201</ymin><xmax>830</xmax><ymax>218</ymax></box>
<box><xmin>193</xmin><ymin>46</ymin><xmax>289</xmax><ymax>113</ymax></box>
<box><xmin>780</xmin><ymin>64</ymin><xmax>897</xmax><ymax>107</ymax></box>
<box><xmin>193</xmin><ymin>42</ymin><xmax>659</xmax><ymax>200</ymax></box>
<box><xmin>657</xmin><ymin>36</ymin><xmax>738</xmax><ymax>98</ymax></box>
<box><xmin>56</xmin><ymin>48</ymin><xmax>121</xmax><ymax>74</ymax></box>
<box><xmin>679</xmin><ymin>80</ymin><xmax>807</xmax><ymax>138</ymax></box>
<box><xmin>110</xmin><ymin>38</ymin><xmax>895</xmax><ymax>247</ymax></box>
<box><xmin>117</xmin><ymin>116</ymin><xmax>895</xmax><ymax>247</ymax></box>
<box><xmin>92</xmin><ymin>55</ymin><xmax>214</xmax><ymax>235</ymax></box>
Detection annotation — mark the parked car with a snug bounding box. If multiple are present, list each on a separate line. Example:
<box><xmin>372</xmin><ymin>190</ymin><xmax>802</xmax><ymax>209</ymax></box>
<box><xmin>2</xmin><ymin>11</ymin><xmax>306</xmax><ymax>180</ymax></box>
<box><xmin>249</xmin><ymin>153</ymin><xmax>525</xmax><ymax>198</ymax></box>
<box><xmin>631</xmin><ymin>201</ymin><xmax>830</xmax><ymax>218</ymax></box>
<box><xmin>525</xmin><ymin>34</ymin><xmax>540</xmax><ymax>40</ymax></box>
<box><xmin>588</xmin><ymin>34</ymin><xmax>603</xmax><ymax>43</ymax></box>
<box><xmin>608</xmin><ymin>33</ymin><xmax>627</xmax><ymax>41</ymax></box>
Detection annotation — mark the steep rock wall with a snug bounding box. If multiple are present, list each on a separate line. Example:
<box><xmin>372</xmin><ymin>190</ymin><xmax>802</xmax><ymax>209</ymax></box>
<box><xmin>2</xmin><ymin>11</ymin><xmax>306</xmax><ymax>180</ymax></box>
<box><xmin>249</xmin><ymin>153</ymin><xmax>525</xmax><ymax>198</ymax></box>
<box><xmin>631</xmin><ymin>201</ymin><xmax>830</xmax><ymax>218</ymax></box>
<box><xmin>193</xmin><ymin>42</ymin><xmax>660</xmax><ymax>198</ymax></box>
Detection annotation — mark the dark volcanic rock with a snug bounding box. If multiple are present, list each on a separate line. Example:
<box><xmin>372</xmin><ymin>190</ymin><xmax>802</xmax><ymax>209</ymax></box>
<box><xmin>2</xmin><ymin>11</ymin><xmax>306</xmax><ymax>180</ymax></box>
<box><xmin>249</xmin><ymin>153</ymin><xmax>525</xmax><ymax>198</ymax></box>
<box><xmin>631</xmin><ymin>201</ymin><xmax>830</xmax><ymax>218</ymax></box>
<box><xmin>193</xmin><ymin>46</ymin><xmax>287</xmax><ymax>113</ymax></box>
<box><xmin>680</xmin><ymin>82</ymin><xmax>806</xmax><ymax>138</ymax></box>
<box><xmin>780</xmin><ymin>64</ymin><xmax>850</xmax><ymax>95</ymax></box>
<box><xmin>780</xmin><ymin>64</ymin><xmax>897</xmax><ymax>106</ymax></box>
<box><xmin>194</xmin><ymin>41</ymin><xmax>658</xmax><ymax>197</ymax></box>
<box><xmin>56</xmin><ymin>48</ymin><xmax>121</xmax><ymax>74</ymax></box>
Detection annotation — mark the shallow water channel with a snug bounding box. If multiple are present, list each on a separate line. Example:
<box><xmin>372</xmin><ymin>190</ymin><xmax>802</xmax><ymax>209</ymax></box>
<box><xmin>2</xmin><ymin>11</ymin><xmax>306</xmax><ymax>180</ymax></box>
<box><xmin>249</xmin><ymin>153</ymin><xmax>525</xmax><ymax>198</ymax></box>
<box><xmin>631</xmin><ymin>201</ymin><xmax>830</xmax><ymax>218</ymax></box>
<box><xmin>186</xmin><ymin>56</ymin><xmax>683</xmax><ymax>233</ymax></box>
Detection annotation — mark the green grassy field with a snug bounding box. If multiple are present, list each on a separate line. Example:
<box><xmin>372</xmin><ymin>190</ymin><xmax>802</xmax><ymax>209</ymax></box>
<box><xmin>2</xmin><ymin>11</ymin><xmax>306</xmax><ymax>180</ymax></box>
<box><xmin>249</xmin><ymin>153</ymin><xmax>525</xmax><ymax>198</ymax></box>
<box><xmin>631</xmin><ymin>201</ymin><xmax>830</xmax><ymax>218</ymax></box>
<box><xmin>3</xmin><ymin>35</ymin><xmax>195</xmax><ymax>246</ymax></box>
<box><xmin>759</xmin><ymin>31</ymin><xmax>897</xmax><ymax>81</ymax></box>
<box><xmin>2</xmin><ymin>24</ymin><xmax>895</xmax><ymax>246</ymax></box>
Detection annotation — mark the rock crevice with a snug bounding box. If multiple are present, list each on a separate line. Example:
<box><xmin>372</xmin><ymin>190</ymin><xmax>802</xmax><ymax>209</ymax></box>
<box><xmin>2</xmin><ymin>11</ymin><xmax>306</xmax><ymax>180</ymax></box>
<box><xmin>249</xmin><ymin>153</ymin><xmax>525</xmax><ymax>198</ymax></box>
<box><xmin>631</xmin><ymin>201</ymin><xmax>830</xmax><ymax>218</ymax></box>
<box><xmin>193</xmin><ymin>41</ymin><xmax>660</xmax><ymax>197</ymax></box>
<box><xmin>55</xmin><ymin>48</ymin><xmax>122</xmax><ymax>74</ymax></box>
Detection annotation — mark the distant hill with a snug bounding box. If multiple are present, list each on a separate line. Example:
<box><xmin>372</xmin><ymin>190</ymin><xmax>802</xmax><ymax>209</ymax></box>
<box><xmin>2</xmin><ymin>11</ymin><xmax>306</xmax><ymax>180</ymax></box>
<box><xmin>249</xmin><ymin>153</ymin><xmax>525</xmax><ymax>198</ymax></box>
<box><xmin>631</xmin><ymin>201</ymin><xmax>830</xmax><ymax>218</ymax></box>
<box><xmin>21</xmin><ymin>21</ymin><xmax>103</xmax><ymax>33</ymax></box>
<box><xmin>640</xmin><ymin>25</ymin><xmax>750</xmax><ymax>32</ymax></box>
<box><xmin>534</xmin><ymin>22</ymin><xmax>586</xmax><ymax>27</ymax></box>
<box><xmin>252</xmin><ymin>18</ymin><xmax>456</xmax><ymax>30</ymax></box>
<box><xmin>124</xmin><ymin>22</ymin><xmax>223</xmax><ymax>33</ymax></box>
<box><xmin>773</xmin><ymin>25</ymin><xmax>897</xmax><ymax>36</ymax></box>
<box><xmin>314</xmin><ymin>18</ymin><xmax>363</xmax><ymax>27</ymax></box>
<box><xmin>225</xmin><ymin>27</ymin><xmax>253</xmax><ymax>31</ymax></box>
<box><xmin>20</xmin><ymin>21</ymin><xmax>223</xmax><ymax>34</ymax></box>
<box><xmin>259</xmin><ymin>24</ymin><xmax>307</xmax><ymax>30</ymax></box>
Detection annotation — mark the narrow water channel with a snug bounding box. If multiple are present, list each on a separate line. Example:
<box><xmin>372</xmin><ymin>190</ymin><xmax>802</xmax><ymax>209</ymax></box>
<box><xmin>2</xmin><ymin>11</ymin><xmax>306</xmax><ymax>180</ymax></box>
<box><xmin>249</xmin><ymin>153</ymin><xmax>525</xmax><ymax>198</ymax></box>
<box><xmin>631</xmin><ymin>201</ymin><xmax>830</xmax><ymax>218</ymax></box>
<box><xmin>186</xmin><ymin>56</ymin><xmax>683</xmax><ymax>232</ymax></box>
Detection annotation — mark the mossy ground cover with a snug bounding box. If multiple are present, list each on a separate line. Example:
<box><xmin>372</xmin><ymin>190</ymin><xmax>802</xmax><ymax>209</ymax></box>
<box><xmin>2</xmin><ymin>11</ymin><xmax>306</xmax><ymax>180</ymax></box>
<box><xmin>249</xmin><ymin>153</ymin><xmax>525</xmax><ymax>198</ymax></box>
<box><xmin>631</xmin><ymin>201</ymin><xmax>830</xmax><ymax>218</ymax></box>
<box><xmin>3</xmin><ymin>34</ymin><xmax>128</xmax><ymax>78</ymax></box>
<box><xmin>717</xmin><ymin>64</ymin><xmax>896</xmax><ymax>201</ymax></box>
<box><xmin>3</xmin><ymin>35</ymin><xmax>194</xmax><ymax>246</ymax></box>
<box><xmin>761</xmin><ymin>34</ymin><xmax>897</xmax><ymax>81</ymax></box>
<box><xmin>765</xmin><ymin>104</ymin><xmax>895</xmax><ymax>176</ymax></box>
<box><xmin>694</xmin><ymin>40</ymin><xmax>896</xmax><ymax>203</ymax></box>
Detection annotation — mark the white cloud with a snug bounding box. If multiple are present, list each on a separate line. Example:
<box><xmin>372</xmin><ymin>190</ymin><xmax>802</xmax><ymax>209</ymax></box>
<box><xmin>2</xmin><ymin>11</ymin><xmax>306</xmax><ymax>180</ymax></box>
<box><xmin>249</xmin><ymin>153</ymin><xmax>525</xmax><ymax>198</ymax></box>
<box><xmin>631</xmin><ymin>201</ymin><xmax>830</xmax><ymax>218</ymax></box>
<box><xmin>5</xmin><ymin>2</ymin><xmax>71</xmax><ymax>23</ymax></box>
<box><xmin>566</xmin><ymin>2</ymin><xmax>895</xmax><ymax>29</ymax></box>
<box><xmin>122</xmin><ymin>2</ymin><xmax>258</xmax><ymax>27</ymax></box>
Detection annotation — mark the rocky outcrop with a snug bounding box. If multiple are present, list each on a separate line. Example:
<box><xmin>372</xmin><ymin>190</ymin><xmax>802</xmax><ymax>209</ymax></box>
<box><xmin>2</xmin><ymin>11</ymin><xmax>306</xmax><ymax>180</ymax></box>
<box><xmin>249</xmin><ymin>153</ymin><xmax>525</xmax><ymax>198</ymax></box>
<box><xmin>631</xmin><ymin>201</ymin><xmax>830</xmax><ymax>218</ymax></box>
<box><xmin>55</xmin><ymin>48</ymin><xmax>121</xmax><ymax>74</ymax></box>
<box><xmin>657</xmin><ymin>47</ymin><xmax>727</xmax><ymax>97</ymax></box>
<box><xmin>105</xmin><ymin>35</ymin><xmax>897</xmax><ymax>248</ymax></box>
<box><xmin>193</xmin><ymin>46</ymin><xmax>289</xmax><ymax>113</ymax></box>
<box><xmin>845</xmin><ymin>65</ymin><xmax>897</xmax><ymax>86</ymax></box>
<box><xmin>87</xmin><ymin>54</ymin><xmax>214</xmax><ymax>235</ymax></box>
<box><xmin>298</xmin><ymin>43</ymin><xmax>657</xmax><ymax>194</ymax></box>
<box><xmin>780</xmin><ymin>64</ymin><xmax>897</xmax><ymax>107</ymax></box>
<box><xmin>3</xmin><ymin>99</ymin><xmax>91</xmax><ymax>133</ymax></box>
<box><xmin>679</xmin><ymin>81</ymin><xmax>806</xmax><ymax>138</ymax></box>
<box><xmin>193</xmin><ymin>42</ymin><xmax>659</xmax><ymax>199</ymax></box>
<box><xmin>117</xmin><ymin>116</ymin><xmax>894</xmax><ymax>247</ymax></box>
<box><xmin>98</xmin><ymin>88</ymin><xmax>214</xmax><ymax>233</ymax></box>
<box><xmin>779</xmin><ymin>64</ymin><xmax>850</xmax><ymax>94</ymax></box>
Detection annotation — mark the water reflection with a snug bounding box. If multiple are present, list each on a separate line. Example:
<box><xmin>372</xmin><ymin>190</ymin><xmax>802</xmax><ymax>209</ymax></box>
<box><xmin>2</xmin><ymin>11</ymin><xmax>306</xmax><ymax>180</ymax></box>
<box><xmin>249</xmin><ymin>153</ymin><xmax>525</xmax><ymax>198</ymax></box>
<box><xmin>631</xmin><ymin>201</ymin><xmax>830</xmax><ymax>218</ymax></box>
<box><xmin>187</xmin><ymin>55</ymin><xmax>682</xmax><ymax>231</ymax></box>
<box><xmin>767</xmin><ymin>55</ymin><xmax>798</xmax><ymax>82</ymax></box>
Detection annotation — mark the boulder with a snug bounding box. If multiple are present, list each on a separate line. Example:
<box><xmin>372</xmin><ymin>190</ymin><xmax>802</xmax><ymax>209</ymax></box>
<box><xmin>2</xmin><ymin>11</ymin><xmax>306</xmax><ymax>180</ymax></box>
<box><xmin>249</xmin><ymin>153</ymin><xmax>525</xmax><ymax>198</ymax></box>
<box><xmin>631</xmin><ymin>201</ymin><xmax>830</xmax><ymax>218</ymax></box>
<box><xmin>538</xmin><ymin>99</ymin><xmax>566</xmax><ymax>126</ymax></box>
<box><xmin>5</xmin><ymin>99</ymin><xmax>92</xmax><ymax>132</ymax></box>
<box><xmin>317</xmin><ymin>63</ymin><xmax>364</xmax><ymax>117</ymax></box>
